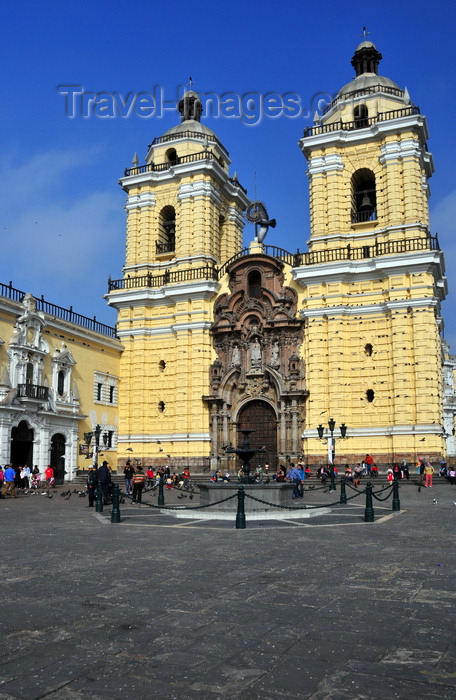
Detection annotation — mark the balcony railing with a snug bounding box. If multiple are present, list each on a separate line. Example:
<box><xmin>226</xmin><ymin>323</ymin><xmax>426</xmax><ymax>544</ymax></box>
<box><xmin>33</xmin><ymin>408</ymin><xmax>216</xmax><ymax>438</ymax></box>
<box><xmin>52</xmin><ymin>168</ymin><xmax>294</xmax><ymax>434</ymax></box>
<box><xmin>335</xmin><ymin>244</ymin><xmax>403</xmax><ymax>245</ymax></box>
<box><xmin>303</xmin><ymin>105</ymin><xmax>420</xmax><ymax>138</ymax></box>
<box><xmin>125</xmin><ymin>150</ymin><xmax>220</xmax><ymax>176</ymax></box>
<box><xmin>108</xmin><ymin>236</ymin><xmax>440</xmax><ymax>292</ymax></box>
<box><xmin>0</xmin><ymin>282</ymin><xmax>117</xmax><ymax>338</ymax></box>
<box><xmin>156</xmin><ymin>238</ymin><xmax>175</xmax><ymax>255</ymax></box>
<box><xmin>123</xmin><ymin>152</ymin><xmax>248</xmax><ymax>195</ymax></box>
<box><xmin>108</xmin><ymin>264</ymin><xmax>219</xmax><ymax>291</ymax></box>
<box><xmin>323</xmin><ymin>83</ymin><xmax>406</xmax><ymax>114</ymax></box>
<box><xmin>17</xmin><ymin>383</ymin><xmax>49</xmax><ymax>400</ymax></box>
<box><xmin>151</xmin><ymin>130</ymin><xmax>229</xmax><ymax>158</ymax></box>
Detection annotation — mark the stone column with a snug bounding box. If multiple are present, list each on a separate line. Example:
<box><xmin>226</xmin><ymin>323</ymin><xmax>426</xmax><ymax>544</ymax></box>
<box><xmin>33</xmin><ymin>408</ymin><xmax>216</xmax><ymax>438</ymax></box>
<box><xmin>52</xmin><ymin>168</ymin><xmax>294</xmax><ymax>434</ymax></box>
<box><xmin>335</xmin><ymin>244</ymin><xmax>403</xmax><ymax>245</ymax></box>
<box><xmin>279</xmin><ymin>400</ymin><xmax>287</xmax><ymax>454</ymax></box>
<box><xmin>291</xmin><ymin>399</ymin><xmax>299</xmax><ymax>453</ymax></box>
<box><xmin>211</xmin><ymin>402</ymin><xmax>219</xmax><ymax>456</ymax></box>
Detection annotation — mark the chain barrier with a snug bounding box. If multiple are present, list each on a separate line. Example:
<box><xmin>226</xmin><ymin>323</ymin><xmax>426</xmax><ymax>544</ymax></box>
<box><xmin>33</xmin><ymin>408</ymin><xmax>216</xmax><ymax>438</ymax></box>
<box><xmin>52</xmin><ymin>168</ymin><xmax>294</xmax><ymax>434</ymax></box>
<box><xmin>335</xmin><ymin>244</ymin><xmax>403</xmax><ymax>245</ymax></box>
<box><xmin>372</xmin><ymin>485</ymin><xmax>394</xmax><ymax>501</ymax></box>
<box><xmin>124</xmin><ymin>491</ymin><xmax>238</xmax><ymax>511</ymax></box>
<box><xmin>116</xmin><ymin>478</ymin><xmax>397</xmax><ymax>522</ymax></box>
<box><xmin>243</xmin><ymin>491</ymin><xmax>361</xmax><ymax>510</ymax></box>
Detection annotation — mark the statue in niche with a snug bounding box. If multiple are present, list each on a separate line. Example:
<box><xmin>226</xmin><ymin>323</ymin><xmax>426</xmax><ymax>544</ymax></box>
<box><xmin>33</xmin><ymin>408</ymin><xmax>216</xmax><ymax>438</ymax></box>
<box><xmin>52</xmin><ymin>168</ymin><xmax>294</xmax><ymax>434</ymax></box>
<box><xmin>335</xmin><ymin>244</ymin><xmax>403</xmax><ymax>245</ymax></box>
<box><xmin>231</xmin><ymin>344</ymin><xmax>241</xmax><ymax>367</ymax></box>
<box><xmin>250</xmin><ymin>337</ymin><xmax>262</xmax><ymax>369</ymax></box>
<box><xmin>270</xmin><ymin>341</ymin><xmax>280</xmax><ymax>366</ymax></box>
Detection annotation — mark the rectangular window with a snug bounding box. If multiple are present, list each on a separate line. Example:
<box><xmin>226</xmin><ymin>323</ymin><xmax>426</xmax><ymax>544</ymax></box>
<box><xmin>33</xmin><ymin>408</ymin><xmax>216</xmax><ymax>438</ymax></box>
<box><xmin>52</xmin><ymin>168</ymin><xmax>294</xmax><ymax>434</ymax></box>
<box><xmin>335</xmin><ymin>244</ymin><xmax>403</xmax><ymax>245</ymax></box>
<box><xmin>97</xmin><ymin>383</ymin><xmax>102</xmax><ymax>401</ymax></box>
<box><xmin>109</xmin><ymin>385</ymin><xmax>115</xmax><ymax>403</ymax></box>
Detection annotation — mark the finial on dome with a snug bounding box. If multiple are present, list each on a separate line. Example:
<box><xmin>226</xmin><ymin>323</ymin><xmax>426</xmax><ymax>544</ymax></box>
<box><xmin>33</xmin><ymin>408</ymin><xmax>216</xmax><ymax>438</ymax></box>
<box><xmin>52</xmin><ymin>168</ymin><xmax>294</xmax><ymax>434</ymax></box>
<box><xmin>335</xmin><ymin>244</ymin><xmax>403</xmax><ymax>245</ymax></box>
<box><xmin>179</xmin><ymin>82</ymin><xmax>203</xmax><ymax>123</ymax></box>
<box><xmin>351</xmin><ymin>35</ymin><xmax>382</xmax><ymax>76</ymax></box>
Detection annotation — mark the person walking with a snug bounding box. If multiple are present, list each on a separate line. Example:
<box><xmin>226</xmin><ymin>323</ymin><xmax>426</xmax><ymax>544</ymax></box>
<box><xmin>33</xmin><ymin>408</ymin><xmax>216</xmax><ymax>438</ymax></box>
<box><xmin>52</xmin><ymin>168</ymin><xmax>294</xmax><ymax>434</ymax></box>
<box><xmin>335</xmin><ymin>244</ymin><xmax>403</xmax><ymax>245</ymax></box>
<box><xmin>97</xmin><ymin>461</ymin><xmax>112</xmax><ymax>504</ymax></box>
<box><xmin>123</xmin><ymin>461</ymin><xmax>134</xmax><ymax>495</ymax></box>
<box><xmin>1</xmin><ymin>464</ymin><xmax>16</xmax><ymax>499</ymax></box>
<box><xmin>86</xmin><ymin>465</ymin><xmax>98</xmax><ymax>507</ymax></box>
<box><xmin>131</xmin><ymin>465</ymin><xmax>146</xmax><ymax>504</ymax></box>
<box><xmin>424</xmin><ymin>461</ymin><xmax>434</xmax><ymax>488</ymax></box>
<box><xmin>288</xmin><ymin>463</ymin><xmax>303</xmax><ymax>499</ymax></box>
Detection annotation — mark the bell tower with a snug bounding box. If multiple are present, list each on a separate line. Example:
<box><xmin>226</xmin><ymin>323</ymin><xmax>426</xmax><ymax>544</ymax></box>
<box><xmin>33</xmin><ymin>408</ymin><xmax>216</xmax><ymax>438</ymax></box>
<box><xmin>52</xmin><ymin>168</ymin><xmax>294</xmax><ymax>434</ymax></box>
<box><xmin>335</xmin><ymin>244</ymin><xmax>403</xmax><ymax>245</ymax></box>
<box><xmin>107</xmin><ymin>91</ymin><xmax>249</xmax><ymax>468</ymax></box>
<box><xmin>296</xmin><ymin>41</ymin><xmax>447</xmax><ymax>464</ymax></box>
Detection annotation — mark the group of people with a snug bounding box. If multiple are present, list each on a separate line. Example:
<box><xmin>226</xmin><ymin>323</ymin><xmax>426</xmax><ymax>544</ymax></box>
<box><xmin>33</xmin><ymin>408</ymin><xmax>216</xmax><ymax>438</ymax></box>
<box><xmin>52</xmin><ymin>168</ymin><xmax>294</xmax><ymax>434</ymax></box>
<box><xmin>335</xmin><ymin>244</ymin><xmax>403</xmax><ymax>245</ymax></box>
<box><xmin>0</xmin><ymin>464</ymin><xmax>55</xmax><ymax>498</ymax></box>
<box><xmin>120</xmin><ymin>462</ymin><xmax>192</xmax><ymax>503</ymax></box>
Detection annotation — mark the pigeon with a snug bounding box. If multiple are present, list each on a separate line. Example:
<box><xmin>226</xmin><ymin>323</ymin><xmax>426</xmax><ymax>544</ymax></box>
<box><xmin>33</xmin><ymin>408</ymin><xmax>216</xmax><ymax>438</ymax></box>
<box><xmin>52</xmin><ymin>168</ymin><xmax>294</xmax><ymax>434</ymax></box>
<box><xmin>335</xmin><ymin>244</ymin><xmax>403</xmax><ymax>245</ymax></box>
<box><xmin>46</xmin><ymin>492</ymin><xmax>53</xmax><ymax>499</ymax></box>
<box><xmin>65</xmin><ymin>492</ymin><xmax>71</xmax><ymax>500</ymax></box>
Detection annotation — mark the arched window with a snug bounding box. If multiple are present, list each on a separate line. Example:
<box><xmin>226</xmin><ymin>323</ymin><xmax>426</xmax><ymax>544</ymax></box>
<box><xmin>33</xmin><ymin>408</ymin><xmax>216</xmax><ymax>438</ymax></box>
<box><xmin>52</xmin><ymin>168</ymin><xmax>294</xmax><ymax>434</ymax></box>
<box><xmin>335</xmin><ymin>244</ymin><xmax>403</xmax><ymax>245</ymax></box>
<box><xmin>364</xmin><ymin>343</ymin><xmax>373</xmax><ymax>357</ymax></box>
<box><xmin>156</xmin><ymin>206</ymin><xmax>176</xmax><ymax>254</ymax></box>
<box><xmin>58</xmin><ymin>370</ymin><xmax>65</xmax><ymax>396</ymax></box>
<box><xmin>26</xmin><ymin>362</ymin><xmax>34</xmax><ymax>384</ymax></box>
<box><xmin>158</xmin><ymin>401</ymin><xmax>165</xmax><ymax>412</ymax></box>
<box><xmin>351</xmin><ymin>169</ymin><xmax>377</xmax><ymax>223</ymax></box>
<box><xmin>248</xmin><ymin>270</ymin><xmax>262</xmax><ymax>298</ymax></box>
<box><xmin>166</xmin><ymin>148</ymin><xmax>178</xmax><ymax>164</ymax></box>
<box><xmin>366</xmin><ymin>389</ymin><xmax>375</xmax><ymax>403</ymax></box>
<box><xmin>354</xmin><ymin>104</ymin><xmax>369</xmax><ymax>128</ymax></box>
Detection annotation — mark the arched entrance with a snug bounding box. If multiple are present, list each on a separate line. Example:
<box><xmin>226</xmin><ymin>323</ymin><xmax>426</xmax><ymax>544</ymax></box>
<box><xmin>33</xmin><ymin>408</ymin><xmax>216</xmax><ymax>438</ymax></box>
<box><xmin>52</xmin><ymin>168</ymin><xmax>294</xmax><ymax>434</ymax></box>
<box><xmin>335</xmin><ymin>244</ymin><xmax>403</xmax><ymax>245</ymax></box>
<box><xmin>238</xmin><ymin>400</ymin><xmax>278</xmax><ymax>469</ymax></box>
<box><xmin>11</xmin><ymin>421</ymin><xmax>34</xmax><ymax>468</ymax></box>
<box><xmin>50</xmin><ymin>433</ymin><xmax>66</xmax><ymax>485</ymax></box>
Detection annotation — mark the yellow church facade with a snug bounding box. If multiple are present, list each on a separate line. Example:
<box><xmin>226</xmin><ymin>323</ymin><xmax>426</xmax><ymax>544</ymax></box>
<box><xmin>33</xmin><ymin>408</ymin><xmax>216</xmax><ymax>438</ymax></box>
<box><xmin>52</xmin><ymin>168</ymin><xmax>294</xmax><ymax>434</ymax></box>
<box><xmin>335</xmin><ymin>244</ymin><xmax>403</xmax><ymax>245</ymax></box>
<box><xmin>0</xmin><ymin>40</ymin><xmax>453</xmax><ymax>477</ymax></box>
<box><xmin>106</xmin><ymin>40</ymin><xmax>451</xmax><ymax>470</ymax></box>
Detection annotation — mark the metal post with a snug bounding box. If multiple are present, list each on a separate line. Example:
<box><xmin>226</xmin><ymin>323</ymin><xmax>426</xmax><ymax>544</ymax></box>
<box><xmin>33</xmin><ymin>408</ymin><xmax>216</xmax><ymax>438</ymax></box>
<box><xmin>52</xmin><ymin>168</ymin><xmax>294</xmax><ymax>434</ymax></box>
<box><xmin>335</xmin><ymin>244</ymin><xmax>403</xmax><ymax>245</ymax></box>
<box><xmin>364</xmin><ymin>481</ymin><xmax>374</xmax><ymax>522</ymax></box>
<box><xmin>339</xmin><ymin>475</ymin><xmax>347</xmax><ymax>504</ymax></box>
<box><xmin>158</xmin><ymin>475</ymin><xmax>164</xmax><ymax>506</ymax></box>
<box><xmin>329</xmin><ymin>465</ymin><xmax>336</xmax><ymax>492</ymax></box>
<box><xmin>235</xmin><ymin>485</ymin><xmax>246</xmax><ymax>529</ymax></box>
<box><xmin>111</xmin><ymin>484</ymin><xmax>121</xmax><ymax>523</ymax></box>
<box><xmin>95</xmin><ymin>483</ymin><xmax>103</xmax><ymax>513</ymax></box>
<box><xmin>392</xmin><ymin>478</ymin><xmax>400</xmax><ymax>512</ymax></box>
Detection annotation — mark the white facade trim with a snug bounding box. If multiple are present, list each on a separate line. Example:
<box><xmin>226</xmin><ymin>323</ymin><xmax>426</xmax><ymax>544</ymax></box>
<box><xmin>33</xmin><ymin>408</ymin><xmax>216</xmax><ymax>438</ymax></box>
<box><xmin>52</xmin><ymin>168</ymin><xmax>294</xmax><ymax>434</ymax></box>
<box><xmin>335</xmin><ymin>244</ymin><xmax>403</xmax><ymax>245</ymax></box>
<box><xmin>118</xmin><ymin>433</ymin><xmax>211</xmax><ymax>443</ymax></box>
<box><xmin>300</xmin><ymin>114</ymin><xmax>429</xmax><ymax>153</ymax></box>
<box><xmin>293</xmin><ymin>250</ymin><xmax>446</xmax><ymax>288</ymax></box>
<box><xmin>307</xmin><ymin>154</ymin><xmax>344</xmax><ymax>175</ymax></box>
<box><xmin>106</xmin><ymin>280</ymin><xmax>220</xmax><ymax>310</ymax></box>
<box><xmin>125</xmin><ymin>191</ymin><xmax>156</xmax><ymax>210</ymax></box>
<box><xmin>115</xmin><ymin>320</ymin><xmax>213</xmax><ymax>338</ymax></box>
<box><xmin>178</xmin><ymin>180</ymin><xmax>222</xmax><ymax>206</ymax></box>
<box><xmin>302</xmin><ymin>424</ymin><xmax>443</xmax><ymax>439</ymax></box>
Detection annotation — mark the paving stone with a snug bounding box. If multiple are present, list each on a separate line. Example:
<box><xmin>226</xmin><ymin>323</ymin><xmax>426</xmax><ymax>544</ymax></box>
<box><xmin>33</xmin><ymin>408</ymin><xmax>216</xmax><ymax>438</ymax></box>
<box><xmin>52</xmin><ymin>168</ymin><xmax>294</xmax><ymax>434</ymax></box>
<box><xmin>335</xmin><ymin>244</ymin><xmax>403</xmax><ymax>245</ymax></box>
<box><xmin>0</xmin><ymin>482</ymin><xmax>455</xmax><ymax>698</ymax></box>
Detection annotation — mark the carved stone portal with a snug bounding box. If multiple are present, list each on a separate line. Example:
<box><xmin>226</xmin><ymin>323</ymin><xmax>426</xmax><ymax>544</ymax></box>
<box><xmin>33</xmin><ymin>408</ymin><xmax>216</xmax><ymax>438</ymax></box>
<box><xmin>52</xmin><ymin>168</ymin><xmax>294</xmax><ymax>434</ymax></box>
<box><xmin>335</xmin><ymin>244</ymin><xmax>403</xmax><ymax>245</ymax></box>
<box><xmin>203</xmin><ymin>254</ymin><xmax>307</xmax><ymax>469</ymax></box>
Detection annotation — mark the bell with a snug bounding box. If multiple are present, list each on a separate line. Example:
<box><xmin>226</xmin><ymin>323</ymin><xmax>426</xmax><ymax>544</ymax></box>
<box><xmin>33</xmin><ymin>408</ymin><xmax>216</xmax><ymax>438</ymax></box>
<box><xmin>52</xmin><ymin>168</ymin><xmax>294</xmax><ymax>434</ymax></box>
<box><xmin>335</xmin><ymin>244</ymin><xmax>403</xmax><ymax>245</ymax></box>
<box><xmin>360</xmin><ymin>193</ymin><xmax>372</xmax><ymax>211</ymax></box>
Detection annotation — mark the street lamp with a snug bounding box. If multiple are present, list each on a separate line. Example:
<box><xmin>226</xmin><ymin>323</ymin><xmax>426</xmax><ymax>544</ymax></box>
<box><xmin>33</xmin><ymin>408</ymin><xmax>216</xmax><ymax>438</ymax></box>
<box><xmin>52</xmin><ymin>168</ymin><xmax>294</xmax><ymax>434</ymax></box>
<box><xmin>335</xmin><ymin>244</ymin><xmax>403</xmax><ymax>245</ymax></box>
<box><xmin>316</xmin><ymin>419</ymin><xmax>348</xmax><ymax>491</ymax></box>
<box><xmin>93</xmin><ymin>424</ymin><xmax>102</xmax><ymax>468</ymax></box>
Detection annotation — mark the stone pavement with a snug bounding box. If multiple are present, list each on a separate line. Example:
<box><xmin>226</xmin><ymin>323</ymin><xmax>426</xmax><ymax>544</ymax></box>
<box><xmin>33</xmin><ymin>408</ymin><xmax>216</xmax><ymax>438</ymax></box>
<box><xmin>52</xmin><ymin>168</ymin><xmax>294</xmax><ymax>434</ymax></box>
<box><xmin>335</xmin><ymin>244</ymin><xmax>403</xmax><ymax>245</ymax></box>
<box><xmin>0</xmin><ymin>479</ymin><xmax>455</xmax><ymax>699</ymax></box>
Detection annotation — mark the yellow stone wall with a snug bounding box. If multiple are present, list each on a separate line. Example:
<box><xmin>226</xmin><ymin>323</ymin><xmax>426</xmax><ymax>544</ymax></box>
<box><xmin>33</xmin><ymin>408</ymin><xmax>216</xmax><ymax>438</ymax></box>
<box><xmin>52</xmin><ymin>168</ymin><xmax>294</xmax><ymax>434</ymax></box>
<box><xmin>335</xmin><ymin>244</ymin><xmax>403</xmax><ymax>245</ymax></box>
<box><xmin>110</xmin><ymin>126</ymin><xmax>248</xmax><ymax>467</ymax></box>
<box><xmin>308</xmin><ymin>132</ymin><xmax>429</xmax><ymax>244</ymax></box>
<box><xmin>297</xmin><ymin>87</ymin><xmax>445</xmax><ymax>464</ymax></box>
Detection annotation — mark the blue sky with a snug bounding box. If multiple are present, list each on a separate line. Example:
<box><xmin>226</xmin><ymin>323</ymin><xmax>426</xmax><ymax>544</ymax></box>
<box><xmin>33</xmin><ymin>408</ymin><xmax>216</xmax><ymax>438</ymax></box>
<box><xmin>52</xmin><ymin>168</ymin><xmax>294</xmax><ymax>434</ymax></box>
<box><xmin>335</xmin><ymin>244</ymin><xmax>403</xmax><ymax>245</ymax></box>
<box><xmin>1</xmin><ymin>1</ymin><xmax>456</xmax><ymax>346</ymax></box>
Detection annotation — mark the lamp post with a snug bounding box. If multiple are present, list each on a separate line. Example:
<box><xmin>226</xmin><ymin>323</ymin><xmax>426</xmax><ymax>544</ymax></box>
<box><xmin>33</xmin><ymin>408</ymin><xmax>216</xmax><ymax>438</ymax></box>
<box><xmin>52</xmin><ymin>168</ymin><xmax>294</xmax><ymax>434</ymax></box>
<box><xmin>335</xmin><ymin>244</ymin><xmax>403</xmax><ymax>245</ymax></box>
<box><xmin>93</xmin><ymin>424</ymin><xmax>102</xmax><ymax>469</ymax></box>
<box><xmin>317</xmin><ymin>419</ymin><xmax>348</xmax><ymax>492</ymax></box>
<box><xmin>83</xmin><ymin>431</ymin><xmax>93</xmax><ymax>460</ymax></box>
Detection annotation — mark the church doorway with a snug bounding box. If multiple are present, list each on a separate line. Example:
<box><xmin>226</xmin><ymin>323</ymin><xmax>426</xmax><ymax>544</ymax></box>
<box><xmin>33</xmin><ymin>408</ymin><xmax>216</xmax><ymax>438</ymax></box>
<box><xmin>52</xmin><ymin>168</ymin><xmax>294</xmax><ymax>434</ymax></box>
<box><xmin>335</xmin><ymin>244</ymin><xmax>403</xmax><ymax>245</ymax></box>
<box><xmin>11</xmin><ymin>421</ymin><xmax>34</xmax><ymax>468</ymax></box>
<box><xmin>238</xmin><ymin>400</ymin><xmax>278</xmax><ymax>469</ymax></box>
<box><xmin>50</xmin><ymin>433</ymin><xmax>66</xmax><ymax>485</ymax></box>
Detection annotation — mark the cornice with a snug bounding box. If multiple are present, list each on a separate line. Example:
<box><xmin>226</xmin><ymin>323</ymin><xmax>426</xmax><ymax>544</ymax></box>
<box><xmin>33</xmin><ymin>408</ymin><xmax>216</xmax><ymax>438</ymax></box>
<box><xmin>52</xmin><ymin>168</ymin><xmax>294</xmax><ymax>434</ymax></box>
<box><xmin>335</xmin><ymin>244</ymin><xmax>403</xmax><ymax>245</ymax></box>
<box><xmin>293</xmin><ymin>250</ymin><xmax>446</xmax><ymax>288</ymax></box>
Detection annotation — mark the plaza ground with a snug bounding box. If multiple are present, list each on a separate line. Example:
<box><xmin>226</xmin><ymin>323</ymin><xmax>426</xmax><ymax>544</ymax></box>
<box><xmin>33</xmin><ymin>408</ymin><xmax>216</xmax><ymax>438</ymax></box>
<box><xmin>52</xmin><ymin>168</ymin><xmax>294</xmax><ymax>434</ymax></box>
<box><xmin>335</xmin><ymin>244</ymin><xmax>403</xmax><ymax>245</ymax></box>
<box><xmin>0</xmin><ymin>478</ymin><xmax>455</xmax><ymax>699</ymax></box>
